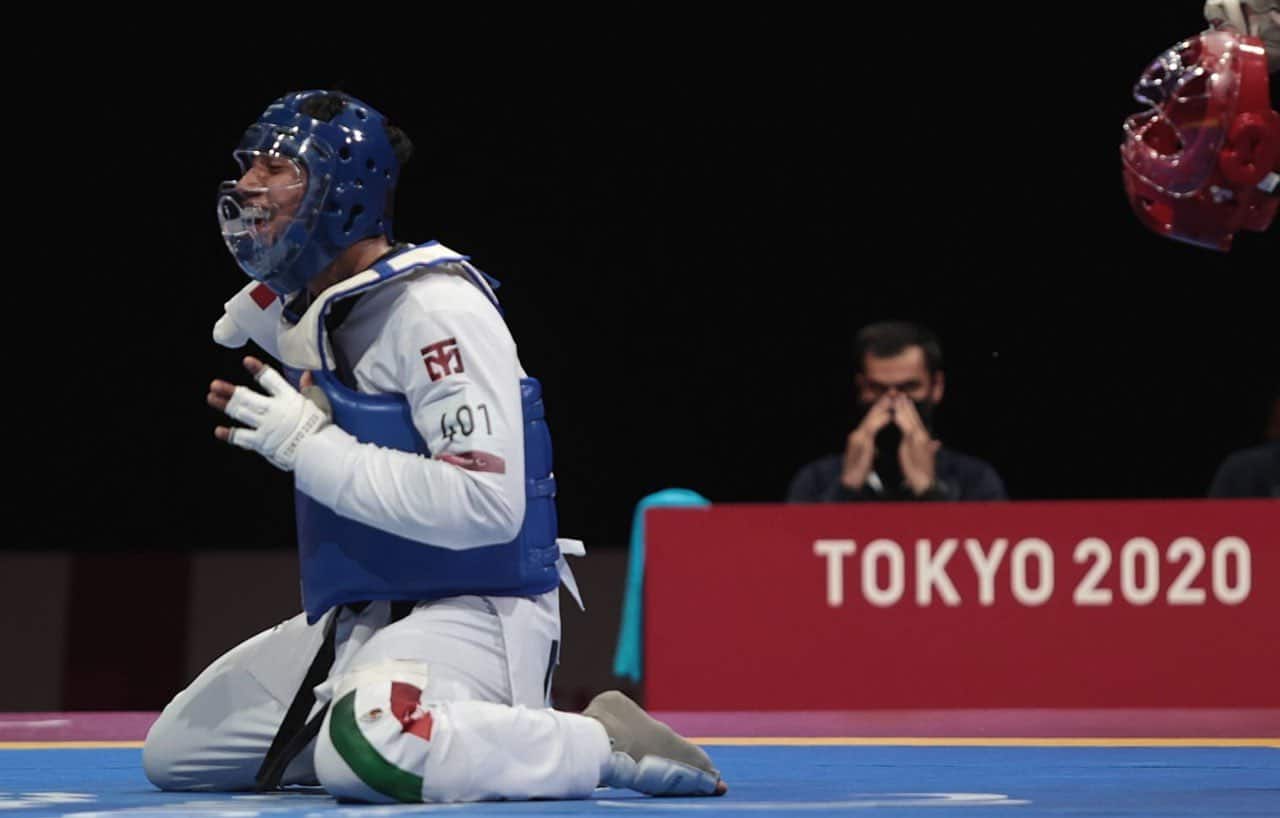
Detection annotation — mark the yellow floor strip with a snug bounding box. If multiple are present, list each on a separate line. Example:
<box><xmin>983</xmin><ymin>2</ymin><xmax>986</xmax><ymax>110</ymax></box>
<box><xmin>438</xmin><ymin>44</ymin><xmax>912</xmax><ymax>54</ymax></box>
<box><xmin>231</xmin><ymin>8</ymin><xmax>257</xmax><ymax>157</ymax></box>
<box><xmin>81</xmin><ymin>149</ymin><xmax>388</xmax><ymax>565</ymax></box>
<box><xmin>692</xmin><ymin>737</ymin><xmax>1280</xmax><ymax>748</ymax></box>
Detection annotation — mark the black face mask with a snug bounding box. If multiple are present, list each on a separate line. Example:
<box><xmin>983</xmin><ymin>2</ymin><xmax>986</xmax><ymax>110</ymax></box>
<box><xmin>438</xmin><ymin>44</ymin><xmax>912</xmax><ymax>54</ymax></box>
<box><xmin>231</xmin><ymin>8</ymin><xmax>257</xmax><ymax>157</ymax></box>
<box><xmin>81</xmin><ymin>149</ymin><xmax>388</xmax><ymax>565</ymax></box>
<box><xmin>853</xmin><ymin>398</ymin><xmax>937</xmax><ymax>494</ymax></box>
<box><xmin>873</xmin><ymin>423</ymin><xmax>906</xmax><ymax>493</ymax></box>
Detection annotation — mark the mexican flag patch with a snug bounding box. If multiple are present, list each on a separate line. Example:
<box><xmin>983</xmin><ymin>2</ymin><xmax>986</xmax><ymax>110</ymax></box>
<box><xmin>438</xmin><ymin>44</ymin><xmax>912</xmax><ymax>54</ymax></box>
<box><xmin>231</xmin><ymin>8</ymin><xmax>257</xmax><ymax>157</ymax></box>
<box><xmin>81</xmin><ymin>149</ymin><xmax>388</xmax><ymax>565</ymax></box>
<box><xmin>329</xmin><ymin>681</ymin><xmax>434</xmax><ymax>802</ymax></box>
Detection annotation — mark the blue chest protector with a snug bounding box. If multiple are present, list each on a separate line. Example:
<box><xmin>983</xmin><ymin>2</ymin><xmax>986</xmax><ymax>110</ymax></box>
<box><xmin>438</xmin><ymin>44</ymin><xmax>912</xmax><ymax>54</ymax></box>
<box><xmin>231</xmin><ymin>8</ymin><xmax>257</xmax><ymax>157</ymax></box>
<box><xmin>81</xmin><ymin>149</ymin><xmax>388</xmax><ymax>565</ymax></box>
<box><xmin>292</xmin><ymin>244</ymin><xmax>561</xmax><ymax>623</ymax></box>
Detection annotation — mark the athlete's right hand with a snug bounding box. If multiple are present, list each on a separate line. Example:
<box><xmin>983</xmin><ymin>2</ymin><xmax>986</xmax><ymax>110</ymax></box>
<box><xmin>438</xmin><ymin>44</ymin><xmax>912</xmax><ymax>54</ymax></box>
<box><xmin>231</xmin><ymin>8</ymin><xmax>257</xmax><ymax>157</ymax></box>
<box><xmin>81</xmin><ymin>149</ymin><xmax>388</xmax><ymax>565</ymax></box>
<box><xmin>208</xmin><ymin>357</ymin><xmax>332</xmax><ymax>471</ymax></box>
<box><xmin>840</xmin><ymin>394</ymin><xmax>893</xmax><ymax>491</ymax></box>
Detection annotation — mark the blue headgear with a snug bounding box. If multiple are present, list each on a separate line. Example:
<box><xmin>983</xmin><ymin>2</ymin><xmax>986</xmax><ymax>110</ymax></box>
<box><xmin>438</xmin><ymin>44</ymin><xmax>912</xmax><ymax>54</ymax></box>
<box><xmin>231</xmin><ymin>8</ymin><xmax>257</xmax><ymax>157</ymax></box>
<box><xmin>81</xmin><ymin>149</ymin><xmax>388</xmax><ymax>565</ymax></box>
<box><xmin>217</xmin><ymin>91</ymin><xmax>401</xmax><ymax>295</ymax></box>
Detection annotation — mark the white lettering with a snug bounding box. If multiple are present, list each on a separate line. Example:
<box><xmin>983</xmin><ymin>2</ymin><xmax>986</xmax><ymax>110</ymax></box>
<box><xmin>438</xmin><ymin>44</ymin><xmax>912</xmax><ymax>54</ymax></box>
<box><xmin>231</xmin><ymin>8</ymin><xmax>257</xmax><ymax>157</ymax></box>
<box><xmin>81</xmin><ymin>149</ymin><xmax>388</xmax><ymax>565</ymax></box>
<box><xmin>1212</xmin><ymin>537</ymin><xmax>1251</xmax><ymax>605</ymax></box>
<box><xmin>1072</xmin><ymin>538</ymin><xmax>1113</xmax><ymax>606</ymax></box>
<box><xmin>1011</xmin><ymin>538</ymin><xmax>1054</xmax><ymax>606</ymax></box>
<box><xmin>964</xmin><ymin>538</ymin><xmax>1008</xmax><ymax>606</ymax></box>
<box><xmin>813</xmin><ymin>539</ymin><xmax>857</xmax><ymax>607</ymax></box>
<box><xmin>1166</xmin><ymin>537</ymin><xmax>1207</xmax><ymax>605</ymax></box>
<box><xmin>915</xmin><ymin>538</ymin><xmax>961</xmax><ymax>606</ymax></box>
<box><xmin>862</xmin><ymin>539</ymin><xmax>905</xmax><ymax>607</ymax></box>
<box><xmin>1120</xmin><ymin>537</ymin><xmax>1159</xmax><ymax>605</ymax></box>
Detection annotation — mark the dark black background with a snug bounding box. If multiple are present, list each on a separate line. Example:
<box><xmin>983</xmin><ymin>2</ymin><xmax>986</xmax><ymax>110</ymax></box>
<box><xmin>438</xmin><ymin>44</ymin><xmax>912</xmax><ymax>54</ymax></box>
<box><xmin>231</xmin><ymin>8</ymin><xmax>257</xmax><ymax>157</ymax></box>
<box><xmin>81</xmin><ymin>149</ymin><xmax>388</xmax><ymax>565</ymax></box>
<box><xmin>18</xmin><ymin>10</ymin><xmax>1277</xmax><ymax>552</ymax></box>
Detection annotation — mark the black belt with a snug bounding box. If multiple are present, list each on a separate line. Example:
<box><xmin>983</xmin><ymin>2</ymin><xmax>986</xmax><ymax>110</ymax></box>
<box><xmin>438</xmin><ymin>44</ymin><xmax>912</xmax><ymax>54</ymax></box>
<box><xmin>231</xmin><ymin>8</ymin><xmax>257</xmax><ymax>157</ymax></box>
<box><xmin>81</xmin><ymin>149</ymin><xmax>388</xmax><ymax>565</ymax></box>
<box><xmin>254</xmin><ymin>600</ymin><xmax>416</xmax><ymax>791</ymax></box>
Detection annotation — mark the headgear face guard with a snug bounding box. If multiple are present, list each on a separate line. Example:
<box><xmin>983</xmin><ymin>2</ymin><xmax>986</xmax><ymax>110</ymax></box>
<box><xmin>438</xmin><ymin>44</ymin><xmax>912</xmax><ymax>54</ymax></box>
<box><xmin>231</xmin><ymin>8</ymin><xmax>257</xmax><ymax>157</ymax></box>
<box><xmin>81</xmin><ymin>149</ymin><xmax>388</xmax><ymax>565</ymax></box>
<box><xmin>218</xmin><ymin>127</ymin><xmax>335</xmax><ymax>291</ymax></box>
<box><xmin>217</xmin><ymin>91</ymin><xmax>401</xmax><ymax>294</ymax></box>
<box><xmin>1120</xmin><ymin>30</ymin><xmax>1280</xmax><ymax>251</ymax></box>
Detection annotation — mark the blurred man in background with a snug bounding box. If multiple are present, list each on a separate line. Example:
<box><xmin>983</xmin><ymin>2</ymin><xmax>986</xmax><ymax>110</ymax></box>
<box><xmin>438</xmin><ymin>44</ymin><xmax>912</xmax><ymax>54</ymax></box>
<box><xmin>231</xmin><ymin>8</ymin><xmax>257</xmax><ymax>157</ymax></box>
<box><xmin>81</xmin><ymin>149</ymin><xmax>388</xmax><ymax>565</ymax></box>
<box><xmin>787</xmin><ymin>321</ymin><xmax>1007</xmax><ymax>503</ymax></box>
<box><xmin>1208</xmin><ymin>391</ymin><xmax>1280</xmax><ymax>497</ymax></box>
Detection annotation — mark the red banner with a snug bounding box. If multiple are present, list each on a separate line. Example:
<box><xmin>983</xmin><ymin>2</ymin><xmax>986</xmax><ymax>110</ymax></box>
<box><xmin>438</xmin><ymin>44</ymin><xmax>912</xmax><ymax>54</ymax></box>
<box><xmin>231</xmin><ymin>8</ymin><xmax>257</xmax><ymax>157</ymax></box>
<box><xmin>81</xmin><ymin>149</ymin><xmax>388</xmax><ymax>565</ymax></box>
<box><xmin>644</xmin><ymin>500</ymin><xmax>1279</xmax><ymax>711</ymax></box>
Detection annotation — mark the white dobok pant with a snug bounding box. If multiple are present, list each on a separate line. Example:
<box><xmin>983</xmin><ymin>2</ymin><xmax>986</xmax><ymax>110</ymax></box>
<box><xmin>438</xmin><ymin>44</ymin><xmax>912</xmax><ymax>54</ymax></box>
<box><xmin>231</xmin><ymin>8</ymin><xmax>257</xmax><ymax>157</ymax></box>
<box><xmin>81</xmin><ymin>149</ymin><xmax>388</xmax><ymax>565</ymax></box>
<box><xmin>142</xmin><ymin>591</ymin><xmax>612</xmax><ymax>803</ymax></box>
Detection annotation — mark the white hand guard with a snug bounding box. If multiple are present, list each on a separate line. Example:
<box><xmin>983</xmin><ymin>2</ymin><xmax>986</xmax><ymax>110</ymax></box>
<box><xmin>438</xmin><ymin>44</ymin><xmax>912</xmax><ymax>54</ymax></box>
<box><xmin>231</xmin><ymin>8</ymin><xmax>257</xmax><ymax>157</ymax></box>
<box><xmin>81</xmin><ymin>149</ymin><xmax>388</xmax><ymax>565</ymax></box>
<box><xmin>1205</xmin><ymin>0</ymin><xmax>1280</xmax><ymax>70</ymax></box>
<box><xmin>213</xmin><ymin>281</ymin><xmax>291</xmax><ymax>356</ymax></box>
<box><xmin>223</xmin><ymin>365</ymin><xmax>332</xmax><ymax>471</ymax></box>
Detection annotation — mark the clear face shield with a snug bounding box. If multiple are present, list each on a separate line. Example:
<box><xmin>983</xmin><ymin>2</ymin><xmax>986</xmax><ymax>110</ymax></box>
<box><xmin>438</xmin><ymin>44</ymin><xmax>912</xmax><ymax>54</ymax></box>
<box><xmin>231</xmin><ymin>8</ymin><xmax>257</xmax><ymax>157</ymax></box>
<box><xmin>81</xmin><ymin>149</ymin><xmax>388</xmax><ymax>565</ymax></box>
<box><xmin>216</xmin><ymin>125</ymin><xmax>335</xmax><ymax>290</ymax></box>
<box><xmin>1120</xmin><ymin>31</ymin><xmax>1242</xmax><ymax>198</ymax></box>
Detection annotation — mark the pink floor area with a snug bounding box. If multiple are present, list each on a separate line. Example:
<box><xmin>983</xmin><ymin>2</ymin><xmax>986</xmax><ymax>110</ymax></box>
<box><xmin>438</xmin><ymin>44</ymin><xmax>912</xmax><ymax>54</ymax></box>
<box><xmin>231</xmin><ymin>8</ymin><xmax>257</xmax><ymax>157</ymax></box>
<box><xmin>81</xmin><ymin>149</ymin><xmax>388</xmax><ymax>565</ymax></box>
<box><xmin>0</xmin><ymin>712</ymin><xmax>159</xmax><ymax>741</ymax></box>
<box><xmin>2</xmin><ymin>709</ymin><xmax>1277</xmax><ymax>742</ymax></box>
